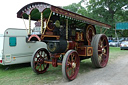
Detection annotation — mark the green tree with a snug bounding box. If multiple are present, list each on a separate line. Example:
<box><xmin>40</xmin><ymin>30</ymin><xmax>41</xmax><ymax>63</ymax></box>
<box><xmin>63</xmin><ymin>0</ymin><xmax>128</xmax><ymax>37</ymax></box>
<box><xmin>63</xmin><ymin>1</ymin><xmax>89</xmax><ymax>16</ymax></box>
<box><xmin>87</xmin><ymin>0</ymin><xmax>128</xmax><ymax>36</ymax></box>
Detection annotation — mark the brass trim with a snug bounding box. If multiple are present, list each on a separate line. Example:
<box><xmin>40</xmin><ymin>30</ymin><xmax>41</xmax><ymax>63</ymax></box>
<box><xmin>66</xmin><ymin>19</ymin><xmax>68</xmax><ymax>40</ymax></box>
<box><xmin>44</xmin><ymin>61</ymin><xmax>62</xmax><ymax>65</ymax></box>
<box><xmin>43</xmin><ymin>11</ymin><xmax>52</xmax><ymax>34</ymax></box>
<box><xmin>41</xmin><ymin>35</ymin><xmax>60</xmax><ymax>40</ymax></box>
<box><xmin>87</xmin><ymin>47</ymin><xmax>93</xmax><ymax>56</ymax></box>
<box><xmin>103</xmin><ymin>28</ymin><xmax>108</xmax><ymax>34</ymax></box>
<box><xmin>66</xmin><ymin>41</ymin><xmax>69</xmax><ymax>51</ymax></box>
<box><xmin>28</xmin><ymin>15</ymin><xmax>31</xmax><ymax>34</ymax></box>
<box><xmin>41</xmin><ymin>12</ymin><xmax>43</xmax><ymax>34</ymax></box>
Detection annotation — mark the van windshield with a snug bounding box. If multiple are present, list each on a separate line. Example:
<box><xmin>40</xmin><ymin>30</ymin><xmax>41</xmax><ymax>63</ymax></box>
<box><xmin>0</xmin><ymin>35</ymin><xmax>3</xmax><ymax>60</ymax></box>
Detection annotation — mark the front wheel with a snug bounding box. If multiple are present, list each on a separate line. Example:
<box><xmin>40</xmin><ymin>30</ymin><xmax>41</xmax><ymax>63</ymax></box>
<box><xmin>91</xmin><ymin>34</ymin><xmax>109</xmax><ymax>68</ymax></box>
<box><xmin>62</xmin><ymin>50</ymin><xmax>80</xmax><ymax>81</ymax></box>
<box><xmin>31</xmin><ymin>48</ymin><xmax>50</xmax><ymax>74</ymax></box>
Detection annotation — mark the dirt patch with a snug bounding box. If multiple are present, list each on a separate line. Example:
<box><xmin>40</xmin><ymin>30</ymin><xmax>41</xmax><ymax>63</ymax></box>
<box><xmin>51</xmin><ymin>54</ymin><xmax>128</xmax><ymax>85</ymax></box>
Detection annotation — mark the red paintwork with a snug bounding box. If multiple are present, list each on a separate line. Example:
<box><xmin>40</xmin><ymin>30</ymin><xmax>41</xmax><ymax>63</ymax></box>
<box><xmin>77</xmin><ymin>46</ymin><xmax>86</xmax><ymax>56</ymax></box>
<box><xmin>52</xmin><ymin>58</ymin><xmax>58</xmax><ymax>67</ymax></box>
<box><xmin>28</xmin><ymin>34</ymin><xmax>41</xmax><ymax>41</ymax></box>
<box><xmin>0</xmin><ymin>60</ymin><xmax>2</xmax><ymax>63</ymax></box>
<box><xmin>67</xmin><ymin>41</ymin><xmax>75</xmax><ymax>51</ymax></box>
<box><xmin>51</xmin><ymin>6</ymin><xmax>111</xmax><ymax>28</ymax></box>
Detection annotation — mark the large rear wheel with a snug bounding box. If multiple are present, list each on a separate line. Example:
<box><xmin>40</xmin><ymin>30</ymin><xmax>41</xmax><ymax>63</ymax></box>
<box><xmin>62</xmin><ymin>50</ymin><xmax>80</xmax><ymax>81</ymax></box>
<box><xmin>31</xmin><ymin>48</ymin><xmax>50</xmax><ymax>74</ymax></box>
<box><xmin>91</xmin><ymin>34</ymin><xmax>109</xmax><ymax>67</ymax></box>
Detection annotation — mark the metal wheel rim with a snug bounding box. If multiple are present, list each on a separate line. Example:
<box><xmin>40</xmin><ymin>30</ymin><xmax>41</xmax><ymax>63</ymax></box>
<box><xmin>33</xmin><ymin>48</ymin><xmax>50</xmax><ymax>74</ymax></box>
<box><xmin>65</xmin><ymin>51</ymin><xmax>80</xmax><ymax>80</ymax></box>
<box><xmin>98</xmin><ymin>35</ymin><xmax>109</xmax><ymax>67</ymax></box>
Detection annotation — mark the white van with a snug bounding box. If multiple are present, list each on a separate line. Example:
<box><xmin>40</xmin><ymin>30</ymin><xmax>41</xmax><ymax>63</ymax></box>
<box><xmin>0</xmin><ymin>28</ymin><xmax>47</xmax><ymax>65</ymax></box>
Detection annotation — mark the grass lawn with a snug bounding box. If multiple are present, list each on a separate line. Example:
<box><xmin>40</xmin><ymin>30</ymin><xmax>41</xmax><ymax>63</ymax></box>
<box><xmin>0</xmin><ymin>47</ymin><xmax>128</xmax><ymax>85</ymax></box>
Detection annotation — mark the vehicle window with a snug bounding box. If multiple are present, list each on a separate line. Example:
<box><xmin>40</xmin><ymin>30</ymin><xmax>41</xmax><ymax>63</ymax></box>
<box><xmin>9</xmin><ymin>37</ymin><xmax>16</xmax><ymax>46</ymax></box>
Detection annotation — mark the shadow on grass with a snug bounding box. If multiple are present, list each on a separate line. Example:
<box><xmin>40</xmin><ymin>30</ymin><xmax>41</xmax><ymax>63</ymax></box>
<box><xmin>79</xmin><ymin>59</ymin><xmax>96</xmax><ymax>74</ymax></box>
<box><xmin>0</xmin><ymin>59</ymin><xmax>97</xmax><ymax>74</ymax></box>
<box><xmin>0</xmin><ymin>59</ymin><xmax>104</xmax><ymax>84</ymax></box>
<box><xmin>0</xmin><ymin>63</ymin><xmax>31</xmax><ymax>70</ymax></box>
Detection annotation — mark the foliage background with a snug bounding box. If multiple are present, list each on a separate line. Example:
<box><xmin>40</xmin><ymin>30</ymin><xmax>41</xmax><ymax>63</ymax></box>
<box><xmin>63</xmin><ymin>0</ymin><xmax>128</xmax><ymax>37</ymax></box>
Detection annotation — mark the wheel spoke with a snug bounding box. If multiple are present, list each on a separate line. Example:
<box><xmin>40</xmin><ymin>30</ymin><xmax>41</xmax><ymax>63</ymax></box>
<box><xmin>37</xmin><ymin>51</ymin><xmax>41</xmax><ymax>56</ymax></box>
<box><xmin>67</xmin><ymin>67</ymin><xmax>72</xmax><ymax>75</ymax></box>
<box><xmin>37</xmin><ymin>64</ymin><xmax>41</xmax><ymax>70</ymax></box>
<box><xmin>71</xmin><ymin>68</ymin><xmax>74</xmax><ymax>76</ymax></box>
<box><xmin>67</xmin><ymin>61</ymin><xmax>71</xmax><ymax>65</ymax></box>
<box><xmin>98</xmin><ymin>40</ymin><xmax>102</xmax><ymax>48</ymax></box>
<box><xmin>101</xmin><ymin>41</ymin><xmax>103</xmax><ymax>47</ymax></box>
<box><xmin>98</xmin><ymin>50</ymin><xmax>102</xmax><ymax>52</ymax></box>
<box><xmin>43</xmin><ymin>63</ymin><xmax>45</xmax><ymax>68</ymax></box>
<box><xmin>34</xmin><ymin>60</ymin><xmax>39</xmax><ymax>63</ymax></box>
<box><xmin>98</xmin><ymin>44</ymin><xmax>102</xmax><ymax>48</ymax></box>
<box><xmin>35</xmin><ymin>53</ymin><xmax>39</xmax><ymax>58</ymax></box>
<box><xmin>43</xmin><ymin>52</ymin><xmax>45</xmax><ymax>58</ymax></box>
<box><xmin>71</xmin><ymin>54</ymin><xmax>74</xmax><ymax>62</ymax></box>
<box><xmin>102</xmin><ymin>53</ymin><xmax>107</xmax><ymax>58</ymax></box>
<box><xmin>43</xmin><ymin>63</ymin><xmax>46</xmax><ymax>70</ymax></box>
<box><xmin>103</xmin><ymin>45</ymin><xmax>107</xmax><ymax>48</ymax></box>
<box><xmin>40</xmin><ymin>51</ymin><xmax>43</xmax><ymax>56</ymax></box>
<box><xmin>35</xmin><ymin>63</ymin><xmax>38</xmax><ymax>69</ymax></box>
<box><xmin>98</xmin><ymin>54</ymin><xmax>102</xmax><ymax>63</ymax></box>
<box><xmin>74</xmin><ymin>56</ymin><xmax>77</xmax><ymax>63</ymax></box>
<box><xmin>98</xmin><ymin>49</ymin><xmax>102</xmax><ymax>54</ymax></box>
<box><xmin>68</xmin><ymin>56</ymin><xmax>71</xmax><ymax>63</ymax></box>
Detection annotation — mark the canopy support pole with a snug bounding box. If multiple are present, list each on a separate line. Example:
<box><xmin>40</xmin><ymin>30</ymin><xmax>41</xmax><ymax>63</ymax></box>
<box><xmin>41</xmin><ymin>12</ymin><xmax>43</xmax><ymax>34</ymax></box>
<box><xmin>22</xmin><ymin>16</ymin><xmax>28</xmax><ymax>35</ymax></box>
<box><xmin>103</xmin><ymin>28</ymin><xmax>108</xmax><ymax>34</ymax></box>
<box><xmin>28</xmin><ymin>15</ymin><xmax>31</xmax><ymax>35</ymax></box>
<box><xmin>43</xmin><ymin>11</ymin><xmax>52</xmax><ymax>35</ymax></box>
<box><xmin>66</xmin><ymin>19</ymin><xmax>68</xmax><ymax>40</ymax></box>
<box><xmin>100</xmin><ymin>28</ymin><xmax>102</xmax><ymax>33</ymax></box>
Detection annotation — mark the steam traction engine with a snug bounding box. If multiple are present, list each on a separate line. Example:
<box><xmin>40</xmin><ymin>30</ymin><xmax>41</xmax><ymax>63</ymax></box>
<box><xmin>17</xmin><ymin>2</ymin><xmax>111</xmax><ymax>81</ymax></box>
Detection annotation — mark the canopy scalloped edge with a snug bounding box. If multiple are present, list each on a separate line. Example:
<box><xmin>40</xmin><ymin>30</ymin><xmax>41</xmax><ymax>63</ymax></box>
<box><xmin>17</xmin><ymin>2</ymin><xmax>51</xmax><ymax>18</ymax></box>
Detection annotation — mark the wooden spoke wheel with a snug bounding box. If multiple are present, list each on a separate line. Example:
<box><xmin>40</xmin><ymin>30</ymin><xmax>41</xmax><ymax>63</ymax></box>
<box><xmin>31</xmin><ymin>48</ymin><xmax>50</xmax><ymax>74</ymax></box>
<box><xmin>62</xmin><ymin>50</ymin><xmax>80</xmax><ymax>81</ymax></box>
<box><xmin>91</xmin><ymin>34</ymin><xmax>109</xmax><ymax>67</ymax></box>
<box><xmin>85</xmin><ymin>25</ymin><xmax>96</xmax><ymax>45</ymax></box>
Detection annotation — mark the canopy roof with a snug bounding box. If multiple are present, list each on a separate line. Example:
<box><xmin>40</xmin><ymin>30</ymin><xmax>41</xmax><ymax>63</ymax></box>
<box><xmin>17</xmin><ymin>2</ymin><xmax>111</xmax><ymax>28</ymax></box>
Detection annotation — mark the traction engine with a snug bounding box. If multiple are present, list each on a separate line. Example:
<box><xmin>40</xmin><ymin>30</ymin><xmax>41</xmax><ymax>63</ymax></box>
<box><xmin>17</xmin><ymin>2</ymin><xmax>111</xmax><ymax>81</ymax></box>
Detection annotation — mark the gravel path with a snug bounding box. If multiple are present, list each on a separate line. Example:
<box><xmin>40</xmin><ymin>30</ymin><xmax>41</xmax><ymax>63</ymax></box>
<box><xmin>54</xmin><ymin>54</ymin><xmax>128</xmax><ymax>85</ymax></box>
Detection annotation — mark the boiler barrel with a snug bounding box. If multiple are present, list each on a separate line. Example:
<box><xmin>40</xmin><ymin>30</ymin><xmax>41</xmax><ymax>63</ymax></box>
<box><xmin>47</xmin><ymin>40</ymin><xmax>75</xmax><ymax>53</ymax></box>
